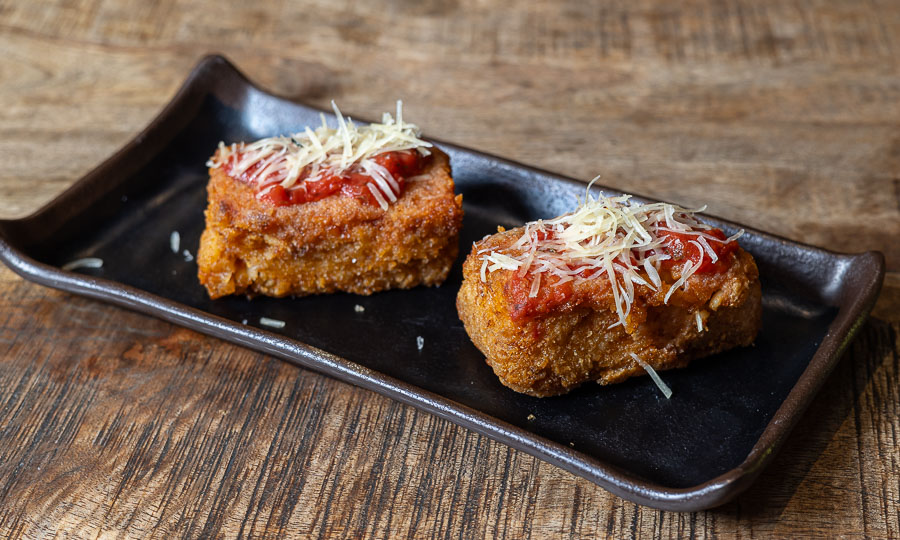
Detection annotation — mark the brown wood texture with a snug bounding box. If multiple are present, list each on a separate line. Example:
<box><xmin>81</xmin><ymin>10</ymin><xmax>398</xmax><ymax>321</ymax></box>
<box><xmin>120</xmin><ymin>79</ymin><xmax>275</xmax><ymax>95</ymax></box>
<box><xmin>0</xmin><ymin>0</ymin><xmax>898</xmax><ymax>537</ymax></box>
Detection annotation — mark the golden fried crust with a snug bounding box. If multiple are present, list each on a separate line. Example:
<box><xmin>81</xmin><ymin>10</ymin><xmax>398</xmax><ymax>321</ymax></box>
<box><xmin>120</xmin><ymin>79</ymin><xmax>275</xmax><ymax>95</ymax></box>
<box><xmin>456</xmin><ymin>227</ymin><xmax>762</xmax><ymax>397</ymax></box>
<box><xmin>197</xmin><ymin>148</ymin><xmax>463</xmax><ymax>298</ymax></box>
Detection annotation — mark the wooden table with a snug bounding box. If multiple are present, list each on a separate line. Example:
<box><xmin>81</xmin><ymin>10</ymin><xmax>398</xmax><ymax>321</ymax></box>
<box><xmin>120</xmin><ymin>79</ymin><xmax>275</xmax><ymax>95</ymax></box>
<box><xmin>1</xmin><ymin>1</ymin><xmax>898</xmax><ymax>536</ymax></box>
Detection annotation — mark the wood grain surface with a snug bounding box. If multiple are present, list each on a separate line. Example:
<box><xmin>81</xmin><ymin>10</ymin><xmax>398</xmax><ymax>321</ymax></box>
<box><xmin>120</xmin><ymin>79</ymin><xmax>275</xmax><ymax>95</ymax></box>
<box><xmin>0</xmin><ymin>0</ymin><xmax>898</xmax><ymax>537</ymax></box>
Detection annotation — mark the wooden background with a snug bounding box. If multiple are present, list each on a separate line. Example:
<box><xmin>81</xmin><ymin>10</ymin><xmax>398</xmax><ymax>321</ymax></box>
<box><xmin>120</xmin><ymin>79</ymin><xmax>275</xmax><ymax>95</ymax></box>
<box><xmin>1</xmin><ymin>0</ymin><xmax>898</xmax><ymax>537</ymax></box>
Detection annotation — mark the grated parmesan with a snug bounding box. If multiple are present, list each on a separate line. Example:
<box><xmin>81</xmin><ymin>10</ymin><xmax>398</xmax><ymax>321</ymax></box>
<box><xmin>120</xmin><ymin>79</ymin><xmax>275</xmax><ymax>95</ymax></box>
<box><xmin>206</xmin><ymin>101</ymin><xmax>431</xmax><ymax>211</ymax></box>
<box><xmin>480</xmin><ymin>178</ymin><xmax>742</xmax><ymax>329</ymax></box>
<box><xmin>260</xmin><ymin>317</ymin><xmax>286</xmax><ymax>329</ymax></box>
<box><xmin>62</xmin><ymin>257</ymin><xmax>103</xmax><ymax>271</ymax></box>
<box><xmin>630</xmin><ymin>353</ymin><xmax>673</xmax><ymax>399</ymax></box>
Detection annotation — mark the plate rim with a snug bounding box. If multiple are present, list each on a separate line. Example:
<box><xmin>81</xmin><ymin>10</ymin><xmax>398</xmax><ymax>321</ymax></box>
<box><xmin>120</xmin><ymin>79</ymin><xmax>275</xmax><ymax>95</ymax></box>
<box><xmin>0</xmin><ymin>54</ymin><xmax>886</xmax><ymax>511</ymax></box>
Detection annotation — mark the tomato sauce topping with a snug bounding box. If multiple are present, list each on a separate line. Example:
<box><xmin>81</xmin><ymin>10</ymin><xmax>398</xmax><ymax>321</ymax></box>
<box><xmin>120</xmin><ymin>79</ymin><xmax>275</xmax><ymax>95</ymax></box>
<box><xmin>482</xmin><ymin>188</ymin><xmax>743</xmax><ymax>326</ymax></box>
<box><xmin>656</xmin><ymin>228</ymin><xmax>737</xmax><ymax>274</ymax></box>
<box><xmin>502</xmin><ymin>227</ymin><xmax>737</xmax><ymax>322</ymax></box>
<box><xmin>505</xmin><ymin>273</ymin><xmax>575</xmax><ymax>322</ymax></box>
<box><xmin>223</xmin><ymin>150</ymin><xmax>427</xmax><ymax>207</ymax></box>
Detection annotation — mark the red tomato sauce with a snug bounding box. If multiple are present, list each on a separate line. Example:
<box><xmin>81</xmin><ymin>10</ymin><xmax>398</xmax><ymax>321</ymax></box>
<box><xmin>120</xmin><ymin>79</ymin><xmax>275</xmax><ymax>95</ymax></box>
<box><xmin>502</xmin><ymin>227</ymin><xmax>737</xmax><ymax>321</ymax></box>
<box><xmin>656</xmin><ymin>229</ymin><xmax>737</xmax><ymax>274</ymax></box>
<box><xmin>224</xmin><ymin>150</ymin><xmax>427</xmax><ymax>207</ymax></box>
<box><xmin>505</xmin><ymin>272</ymin><xmax>575</xmax><ymax>322</ymax></box>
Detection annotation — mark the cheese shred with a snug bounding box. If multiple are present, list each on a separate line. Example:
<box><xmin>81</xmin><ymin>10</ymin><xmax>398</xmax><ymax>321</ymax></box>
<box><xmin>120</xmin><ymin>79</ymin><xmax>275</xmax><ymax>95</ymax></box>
<box><xmin>259</xmin><ymin>317</ymin><xmax>286</xmax><ymax>329</ymax></box>
<box><xmin>630</xmin><ymin>353</ymin><xmax>673</xmax><ymax>399</ymax></box>
<box><xmin>62</xmin><ymin>257</ymin><xmax>104</xmax><ymax>271</ymax></box>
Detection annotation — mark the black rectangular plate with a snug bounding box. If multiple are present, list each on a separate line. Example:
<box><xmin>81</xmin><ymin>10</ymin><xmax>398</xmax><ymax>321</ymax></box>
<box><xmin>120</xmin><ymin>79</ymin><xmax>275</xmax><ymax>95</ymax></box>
<box><xmin>0</xmin><ymin>56</ymin><xmax>884</xmax><ymax>511</ymax></box>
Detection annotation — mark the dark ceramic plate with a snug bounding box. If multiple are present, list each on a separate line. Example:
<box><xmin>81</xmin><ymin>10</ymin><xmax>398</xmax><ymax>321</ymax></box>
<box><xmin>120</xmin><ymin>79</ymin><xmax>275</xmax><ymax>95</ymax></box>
<box><xmin>0</xmin><ymin>56</ymin><xmax>884</xmax><ymax>511</ymax></box>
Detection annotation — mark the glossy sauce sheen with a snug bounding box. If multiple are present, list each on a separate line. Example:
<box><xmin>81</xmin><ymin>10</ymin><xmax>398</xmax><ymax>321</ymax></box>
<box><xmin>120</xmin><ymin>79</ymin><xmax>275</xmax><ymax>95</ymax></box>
<box><xmin>505</xmin><ymin>229</ymin><xmax>737</xmax><ymax>322</ymax></box>
<box><xmin>224</xmin><ymin>150</ymin><xmax>427</xmax><ymax>207</ymax></box>
<box><xmin>657</xmin><ymin>229</ymin><xmax>737</xmax><ymax>274</ymax></box>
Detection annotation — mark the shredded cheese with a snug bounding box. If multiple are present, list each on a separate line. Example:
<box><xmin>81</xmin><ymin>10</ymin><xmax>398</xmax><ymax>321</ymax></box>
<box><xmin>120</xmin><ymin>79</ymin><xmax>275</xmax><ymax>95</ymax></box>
<box><xmin>480</xmin><ymin>178</ymin><xmax>743</xmax><ymax>329</ymax></box>
<box><xmin>62</xmin><ymin>257</ymin><xmax>103</xmax><ymax>271</ymax></box>
<box><xmin>630</xmin><ymin>353</ymin><xmax>673</xmax><ymax>399</ymax></box>
<box><xmin>206</xmin><ymin>101</ymin><xmax>431</xmax><ymax>211</ymax></box>
<box><xmin>259</xmin><ymin>317</ymin><xmax>286</xmax><ymax>329</ymax></box>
